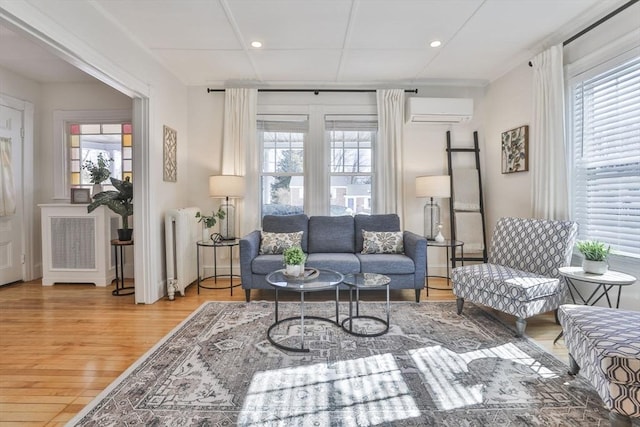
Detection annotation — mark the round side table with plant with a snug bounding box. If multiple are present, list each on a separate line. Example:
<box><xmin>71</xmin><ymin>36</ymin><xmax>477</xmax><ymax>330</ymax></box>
<box><xmin>577</xmin><ymin>240</ymin><xmax>611</xmax><ymax>274</ymax></box>
<box><xmin>88</xmin><ymin>177</ymin><xmax>133</xmax><ymax>241</ymax></box>
<box><xmin>283</xmin><ymin>246</ymin><xmax>306</xmax><ymax>277</ymax></box>
<box><xmin>82</xmin><ymin>153</ymin><xmax>113</xmax><ymax>195</ymax></box>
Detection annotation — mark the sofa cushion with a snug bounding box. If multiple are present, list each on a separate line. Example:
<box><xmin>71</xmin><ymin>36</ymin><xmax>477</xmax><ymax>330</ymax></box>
<box><xmin>306</xmin><ymin>253</ymin><xmax>360</xmax><ymax>274</ymax></box>
<box><xmin>355</xmin><ymin>214</ymin><xmax>400</xmax><ymax>253</ymax></box>
<box><xmin>357</xmin><ymin>253</ymin><xmax>415</xmax><ymax>274</ymax></box>
<box><xmin>361</xmin><ymin>230</ymin><xmax>404</xmax><ymax>254</ymax></box>
<box><xmin>259</xmin><ymin>231</ymin><xmax>303</xmax><ymax>255</ymax></box>
<box><xmin>452</xmin><ymin>263</ymin><xmax>562</xmax><ymax>302</ymax></box>
<box><xmin>262</xmin><ymin>214</ymin><xmax>309</xmax><ymax>252</ymax></box>
<box><xmin>308</xmin><ymin>216</ymin><xmax>355</xmax><ymax>253</ymax></box>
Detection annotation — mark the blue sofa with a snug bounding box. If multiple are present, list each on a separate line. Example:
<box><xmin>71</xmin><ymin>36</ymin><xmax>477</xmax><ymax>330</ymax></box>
<box><xmin>239</xmin><ymin>214</ymin><xmax>427</xmax><ymax>302</ymax></box>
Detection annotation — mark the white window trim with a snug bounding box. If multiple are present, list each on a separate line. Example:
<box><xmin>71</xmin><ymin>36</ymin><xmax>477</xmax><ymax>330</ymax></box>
<box><xmin>53</xmin><ymin>109</ymin><xmax>132</xmax><ymax>200</ymax></box>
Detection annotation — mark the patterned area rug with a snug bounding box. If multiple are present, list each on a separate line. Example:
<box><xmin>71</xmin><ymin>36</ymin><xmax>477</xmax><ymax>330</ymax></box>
<box><xmin>68</xmin><ymin>301</ymin><xmax>620</xmax><ymax>426</ymax></box>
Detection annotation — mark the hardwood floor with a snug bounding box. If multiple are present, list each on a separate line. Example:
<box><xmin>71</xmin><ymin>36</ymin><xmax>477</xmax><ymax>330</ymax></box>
<box><xmin>0</xmin><ymin>278</ymin><xmax>567</xmax><ymax>426</ymax></box>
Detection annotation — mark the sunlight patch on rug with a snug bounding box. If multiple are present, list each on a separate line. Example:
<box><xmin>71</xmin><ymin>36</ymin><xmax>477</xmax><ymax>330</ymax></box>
<box><xmin>240</xmin><ymin>353</ymin><xmax>420</xmax><ymax>426</ymax></box>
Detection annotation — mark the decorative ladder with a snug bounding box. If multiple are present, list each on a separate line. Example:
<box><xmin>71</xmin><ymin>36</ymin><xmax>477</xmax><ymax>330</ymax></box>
<box><xmin>446</xmin><ymin>130</ymin><xmax>488</xmax><ymax>266</ymax></box>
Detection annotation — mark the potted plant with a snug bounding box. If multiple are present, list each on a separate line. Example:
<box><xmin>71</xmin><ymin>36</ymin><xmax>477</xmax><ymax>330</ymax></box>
<box><xmin>195</xmin><ymin>208</ymin><xmax>226</xmax><ymax>241</ymax></box>
<box><xmin>283</xmin><ymin>246</ymin><xmax>306</xmax><ymax>277</ymax></box>
<box><xmin>576</xmin><ymin>240</ymin><xmax>610</xmax><ymax>274</ymax></box>
<box><xmin>88</xmin><ymin>177</ymin><xmax>134</xmax><ymax>241</ymax></box>
<box><xmin>82</xmin><ymin>153</ymin><xmax>112</xmax><ymax>195</ymax></box>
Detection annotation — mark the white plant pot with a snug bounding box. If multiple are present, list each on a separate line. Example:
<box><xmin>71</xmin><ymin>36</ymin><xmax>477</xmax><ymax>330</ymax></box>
<box><xmin>582</xmin><ymin>259</ymin><xmax>608</xmax><ymax>274</ymax></box>
<box><xmin>92</xmin><ymin>183</ymin><xmax>103</xmax><ymax>196</ymax></box>
<box><xmin>285</xmin><ymin>263</ymin><xmax>305</xmax><ymax>277</ymax></box>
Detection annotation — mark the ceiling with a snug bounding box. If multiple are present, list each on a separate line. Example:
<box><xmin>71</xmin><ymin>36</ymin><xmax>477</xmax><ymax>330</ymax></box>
<box><xmin>0</xmin><ymin>0</ymin><xmax>626</xmax><ymax>87</ymax></box>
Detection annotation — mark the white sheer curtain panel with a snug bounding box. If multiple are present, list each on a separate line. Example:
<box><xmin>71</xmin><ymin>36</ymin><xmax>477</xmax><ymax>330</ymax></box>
<box><xmin>375</xmin><ymin>89</ymin><xmax>405</xmax><ymax>222</ymax></box>
<box><xmin>531</xmin><ymin>44</ymin><xmax>569</xmax><ymax>220</ymax></box>
<box><xmin>0</xmin><ymin>137</ymin><xmax>16</xmax><ymax>217</ymax></box>
<box><xmin>222</xmin><ymin>88</ymin><xmax>258</xmax><ymax>235</ymax></box>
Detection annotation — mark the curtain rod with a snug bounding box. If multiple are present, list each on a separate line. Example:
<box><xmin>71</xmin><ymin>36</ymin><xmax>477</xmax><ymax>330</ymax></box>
<box><xmin>563</xmin><ymin>0</ymin><xmax>638</xmax><ymax>46</ymax></box>
<box><xmin>206</xmin><ymin>88</ymin><xmax>418</xmax><ymax>95</ymax></box>
<box><xmin>529</xmin><ymin>0</ymin><xmax>638</xmax><ymax>66</ymax></box>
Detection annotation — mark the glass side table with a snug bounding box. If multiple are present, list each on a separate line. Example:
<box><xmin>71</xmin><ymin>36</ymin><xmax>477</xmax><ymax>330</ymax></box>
<box><xmin>426</xmin><ymin>239</ymin><xmax>464</xmax><ymax>296</ymax></box>
<box><xmin>341</xmin><ymin>273</ymin><xmax>391</xmax><ymax>337</ymax></box>
<box><xmin>196</xmin><ymin>239</ymin><xmax>241</xmax><ymax>296</ymax></box>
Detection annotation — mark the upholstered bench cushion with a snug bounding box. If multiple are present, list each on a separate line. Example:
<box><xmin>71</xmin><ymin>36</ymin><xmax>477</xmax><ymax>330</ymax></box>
<box><xmin>453</xmin><ymin>263</ymin><xmax>562</xmax><ymax>301</ymax></box>
<box><xmin>559</xmin><ymin>304</ymin><xmax>640</xmax><ymax>385</ymax></box>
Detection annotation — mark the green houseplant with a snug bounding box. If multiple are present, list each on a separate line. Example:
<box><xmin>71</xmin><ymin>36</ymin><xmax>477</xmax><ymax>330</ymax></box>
<box><xmin>82</xmin><ymin>153</ymin><xmax>112</xmax><ymax>193</ymax></box>
<box><xmin>88</xmin><ymin>177</ymin><xmax>133</xmax><ymax>241</ymax></box>
<box><xmin>195</xmin><ymin>208</ymin><xmax>226</xmax><ymax>241</ymax></box>
<box><xmin>283</xmin><ymin>246</ymin><xmax>306</xmax><ymax>277</ymax></box>
<box><xmin>576</xmin><ymin>240</ymin><xmax>610</xmax><ymax>274</ymax></box>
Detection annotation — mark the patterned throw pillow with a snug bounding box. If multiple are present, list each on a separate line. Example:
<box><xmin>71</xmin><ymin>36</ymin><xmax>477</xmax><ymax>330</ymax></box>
<box><xmin>259</xmin><ymin>231</ymin><xmax>304</xmax><ymax>255</ymax></box>
<box><xmin>361</xmin><ymin>230</ymin><xmax>404</xmax><ymax>254</ymax></box>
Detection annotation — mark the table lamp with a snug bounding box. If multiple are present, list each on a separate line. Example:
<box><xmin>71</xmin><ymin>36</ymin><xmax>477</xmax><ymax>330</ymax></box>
<box><xmin>415</xmin><ymin>175</ymin><xmax>451</xmax><ymax>240</ymax></box>
<box><xmin>209</xmin><ymin>175</ymin><xmax>245</xmax><ymax>240</ymax></box>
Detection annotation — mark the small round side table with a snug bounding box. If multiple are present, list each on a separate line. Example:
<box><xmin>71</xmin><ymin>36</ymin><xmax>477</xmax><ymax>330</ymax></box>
<box><xmin>196</xmin><ymin>239</ymin><xmax>241</xmax><ymax>296</ymax></box>
<box><xmin>111</xmin><ymin>239</ymin><xmax>134</xmax><ymax>296</ymax></box>
<box><xmin>425</xmin><ymin>239</ymin><xmax>464</xmax><ymax>296</ymax></box>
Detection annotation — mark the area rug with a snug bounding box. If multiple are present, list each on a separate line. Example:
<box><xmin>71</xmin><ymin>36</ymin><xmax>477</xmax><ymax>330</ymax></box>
<box><xmin>68</xmin><ymin>301</ymin><xmax>619</xmax><ymax>426</ymax></box>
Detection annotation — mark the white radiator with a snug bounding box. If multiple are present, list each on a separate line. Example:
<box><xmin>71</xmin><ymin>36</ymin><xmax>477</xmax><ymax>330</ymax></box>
<box><xmin>165</xmin><ymin>207</ymin><xmax>201</xmax><ymax>300</ymax></box>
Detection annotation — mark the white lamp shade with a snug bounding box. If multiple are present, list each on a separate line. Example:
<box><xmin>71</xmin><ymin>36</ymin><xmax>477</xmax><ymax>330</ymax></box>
<box><xmin>209</xmin><ymin>175</ymin><xmax>245</xmax><ymax>198</ymax></box>
<box><xmin>415</xmin><ymin>175</ymin><xmax>451</xmax><ymax>198</ymax></box>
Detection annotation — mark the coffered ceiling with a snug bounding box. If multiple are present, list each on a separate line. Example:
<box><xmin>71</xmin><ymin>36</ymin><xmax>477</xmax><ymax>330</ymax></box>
<box><xmin>0</xmin><ymin>0</ymin><xmax>628</xmax><ymax>87</ymax></box>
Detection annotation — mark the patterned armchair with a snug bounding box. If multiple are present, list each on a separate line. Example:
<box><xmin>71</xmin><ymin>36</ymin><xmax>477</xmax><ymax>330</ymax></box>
<box><xmin>452</xmin><ymin>216</ymin><xmax>578</xmax><ymax>337</ymax></box>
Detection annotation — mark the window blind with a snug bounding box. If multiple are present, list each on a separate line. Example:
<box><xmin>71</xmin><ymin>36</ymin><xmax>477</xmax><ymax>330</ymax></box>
<box><xmin>571</xmin><ymin>55</ymin><xmax>640</xmax><ymax>255</ymax></box>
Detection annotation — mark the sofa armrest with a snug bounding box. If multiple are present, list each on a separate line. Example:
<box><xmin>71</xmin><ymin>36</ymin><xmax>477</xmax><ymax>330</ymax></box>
<box><xmin>404</xmin><ymin>231</ymin><xmax>427</xmax><ymax>287</ymax></box>
<box><xmin>240</xmin><ymin>230</ymin><xmax>261</xmax><ymax>287</ymax></box>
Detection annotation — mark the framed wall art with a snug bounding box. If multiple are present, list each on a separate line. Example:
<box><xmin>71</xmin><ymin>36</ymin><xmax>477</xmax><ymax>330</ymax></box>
<box><xmin>70</xmin><ymin>188</ymin><xmax>91</xmax><ymax>204</ymax></box>
<box><xmin>501</xmin><ymin>125</ymin><xmax>529</xmax><ymax>173</ymax></box>
<box><xmin>163</xmin><ymin>125</ymin><xmax>177</xmax><ymax>182</ymax></box>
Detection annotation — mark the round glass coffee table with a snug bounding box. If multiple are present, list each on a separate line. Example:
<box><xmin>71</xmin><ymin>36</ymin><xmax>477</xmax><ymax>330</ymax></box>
<box><xmin>341</xmin><ymin>273</ymin><xmax>391</xmax><ymax>337</ymax></box>
<box><xmin>266</xmin><ymin>268</ymin><xmax>343</xmax><ymax>353</ymax></box>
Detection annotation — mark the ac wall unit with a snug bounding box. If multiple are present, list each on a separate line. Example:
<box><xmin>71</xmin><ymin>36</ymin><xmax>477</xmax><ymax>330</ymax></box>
<box><xmin>405</xmin><ymin>97</ymin><xmax>473</xmax><ymax>123</ymax></box>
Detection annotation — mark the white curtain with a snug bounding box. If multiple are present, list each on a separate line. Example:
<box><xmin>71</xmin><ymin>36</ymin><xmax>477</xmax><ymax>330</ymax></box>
<box><xmin>375</xmin><ymin>89</ymin><xmax>405</xmax><ymax>222</ymax></box>
<box><xmin>222</xmin><ymin>88</ymin><xmax>258</xmax><ymax>235</ymax></box>
<box><xmin>531</xmin><ymin>44</ymin><xmax>569</xmax><ymax>220</ymax></box>
<box><xmin>0</xmin><ymin>137</ymin><xmax>16</xmax><ymax>217</ymax></box>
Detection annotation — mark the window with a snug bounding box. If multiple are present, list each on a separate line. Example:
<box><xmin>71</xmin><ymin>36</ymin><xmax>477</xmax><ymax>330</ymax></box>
<box><xmin>257</xmin><ymin>110</ymin><xmax>378</xmax><ymax>218</ymax></box>
<box><xmin>327</xmin><ymin>116</ymin><xmax>376</xmax><ymax>215</ymax></box>
<box><xmin>258</xmin><ymin>116</ymin><xmax>308</xmax><ymax>216</ymax></box>
<box><xmin>570</xmin><ymin>54</ymin><xmax>640</xmax><ymax>255</ymax></box>
<box><xmin>69</xmin><ymin>123</ymin><xmax>133</xmax><ymax>188</ymax></box>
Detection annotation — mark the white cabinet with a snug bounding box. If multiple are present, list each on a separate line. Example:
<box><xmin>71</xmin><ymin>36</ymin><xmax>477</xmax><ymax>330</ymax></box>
<box><xmin>39</xmin><ymin>204</ymin><xmax>118</xmax><ymax>286</ymax></box>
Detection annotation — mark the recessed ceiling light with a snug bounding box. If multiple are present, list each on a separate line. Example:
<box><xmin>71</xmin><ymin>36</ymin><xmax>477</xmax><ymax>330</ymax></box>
<box><xmin>430</xmin><ymin>40</ymin><xmax>442</xmax><ymax>48</ymax></box>
<box><xmin>251</xmin><ymin>41</ymin><xmax>263</xmax><ymax>48</ymax></box>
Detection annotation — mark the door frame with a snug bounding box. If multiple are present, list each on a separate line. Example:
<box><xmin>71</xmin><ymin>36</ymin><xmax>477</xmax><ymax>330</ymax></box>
<box><xmin>0</xmin><ymin>94</ymin><xmax>34</xmax><ymax>281</ymax></box>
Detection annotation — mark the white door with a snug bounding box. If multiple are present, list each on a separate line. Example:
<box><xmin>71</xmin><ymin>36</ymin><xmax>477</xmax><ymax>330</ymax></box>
<box><xmin>0</xmin><ymin>104</ymin><xmax>24</xmax><ymax>286</ymax></box>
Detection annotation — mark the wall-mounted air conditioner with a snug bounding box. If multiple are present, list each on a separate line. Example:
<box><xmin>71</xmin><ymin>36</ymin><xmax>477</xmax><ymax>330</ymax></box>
<box><xmin>405</xmin><ymin>97</ymin><xmax>473</xmax><ymax>123</ymax></box>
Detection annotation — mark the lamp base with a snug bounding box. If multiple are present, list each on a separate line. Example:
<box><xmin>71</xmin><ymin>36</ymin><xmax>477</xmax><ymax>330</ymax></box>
<box><xmin>424</xmin><ymin>200</ymin><xmax>440</xmax><ymax>240</ymax></box>
<box><xmin>219</xmin><ymin>202</ymin><xmax>236</xmax><ymax>240</ymax></box>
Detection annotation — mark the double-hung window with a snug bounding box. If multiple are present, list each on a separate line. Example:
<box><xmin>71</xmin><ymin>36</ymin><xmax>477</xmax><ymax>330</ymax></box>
<box><xmin>257</xmin><ymin>109</ymin><xmax>378</xmax><ymax>218</ymax></box>
<box><xmin>326</xmin><ymin>116</ymin><xmax>376</xmax><ymax>215</ymax></box>
<box><xmin>569</xmin><ymin>54</ymin><xmax>640</xmax><ymax>255</ymax></box>
<box><xmin>258</xmin><ymin>116</ymin><xmax>308</xmax><ymax>216</ymax></box>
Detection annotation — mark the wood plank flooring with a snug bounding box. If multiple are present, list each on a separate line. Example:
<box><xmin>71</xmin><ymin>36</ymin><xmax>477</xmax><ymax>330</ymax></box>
<box><xmin>0</xmin><ymin>278</ymin><xmax>568</xmax><ymax>426</ymax></box>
